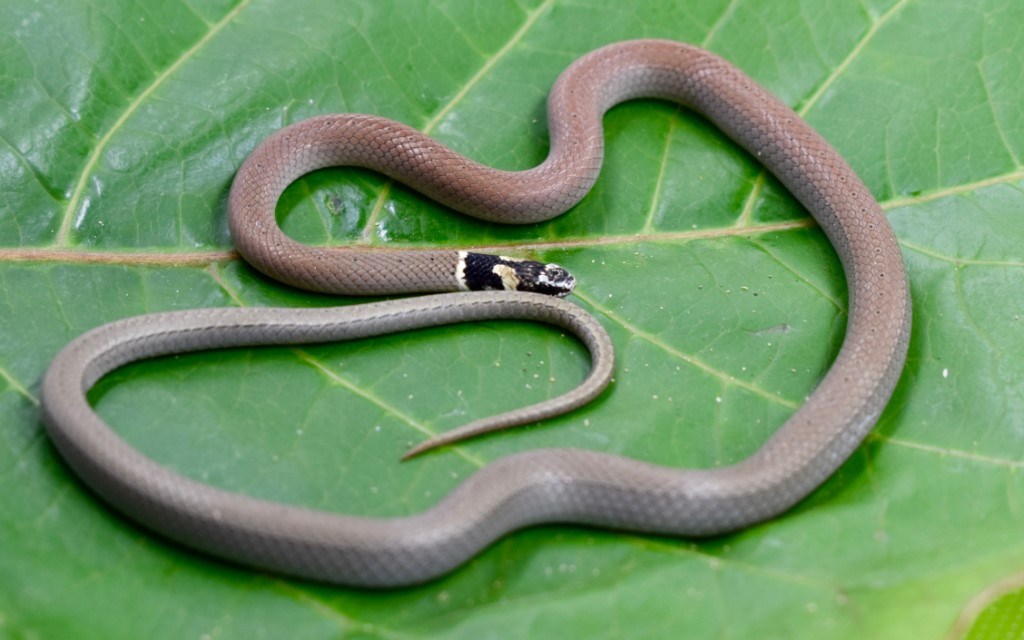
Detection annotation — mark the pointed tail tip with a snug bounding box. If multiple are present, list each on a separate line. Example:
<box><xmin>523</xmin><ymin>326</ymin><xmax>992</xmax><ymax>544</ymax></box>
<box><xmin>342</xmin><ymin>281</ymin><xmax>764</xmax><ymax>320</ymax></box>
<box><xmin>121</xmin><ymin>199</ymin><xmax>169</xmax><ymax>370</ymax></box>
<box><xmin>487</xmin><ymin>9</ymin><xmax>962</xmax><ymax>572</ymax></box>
<box><xmin>400</xmin><ymin>438</ymin><xmax>442</xmax><ymax>461</ymax></box>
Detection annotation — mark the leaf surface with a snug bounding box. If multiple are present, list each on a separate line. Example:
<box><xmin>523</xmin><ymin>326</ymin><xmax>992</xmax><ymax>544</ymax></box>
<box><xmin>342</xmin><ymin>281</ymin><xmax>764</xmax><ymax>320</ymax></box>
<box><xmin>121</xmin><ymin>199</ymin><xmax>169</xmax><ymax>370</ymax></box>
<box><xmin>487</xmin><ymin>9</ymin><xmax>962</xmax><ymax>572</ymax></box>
<box><xmin>2</xmin><ymin>0</ymin><xmax>1023</xmax><ymax>638</ymax></box>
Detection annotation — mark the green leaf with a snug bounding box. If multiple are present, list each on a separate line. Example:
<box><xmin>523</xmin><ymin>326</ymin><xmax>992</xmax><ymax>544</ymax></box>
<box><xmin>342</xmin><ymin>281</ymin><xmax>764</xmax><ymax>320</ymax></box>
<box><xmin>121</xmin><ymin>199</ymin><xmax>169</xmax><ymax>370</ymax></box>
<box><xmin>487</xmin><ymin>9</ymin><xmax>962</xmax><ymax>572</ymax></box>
<box><xmin>2</xmin><ymin>0</ymin><xmax>1022</xmax><ymax>638</ymax></box>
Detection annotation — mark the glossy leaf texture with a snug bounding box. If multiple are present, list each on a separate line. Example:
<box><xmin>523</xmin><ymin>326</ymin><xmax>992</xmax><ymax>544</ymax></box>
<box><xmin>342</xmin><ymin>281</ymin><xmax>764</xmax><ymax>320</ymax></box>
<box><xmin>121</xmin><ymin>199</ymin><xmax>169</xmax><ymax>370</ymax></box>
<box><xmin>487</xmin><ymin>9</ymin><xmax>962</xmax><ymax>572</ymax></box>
<box><xmin>2</xmin><ymin>0</ymin><xmax>1023</xmax><ymax>638</ymax></box>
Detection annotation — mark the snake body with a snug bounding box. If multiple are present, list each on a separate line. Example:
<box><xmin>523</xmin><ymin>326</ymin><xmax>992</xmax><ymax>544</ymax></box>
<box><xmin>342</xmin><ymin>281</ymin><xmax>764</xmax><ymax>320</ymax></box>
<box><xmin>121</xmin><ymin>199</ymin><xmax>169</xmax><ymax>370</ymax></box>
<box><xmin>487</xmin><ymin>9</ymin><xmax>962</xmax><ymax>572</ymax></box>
<box><xmin>40</xmin><ymin>40</ymin><xmax>911</xmax><ymax>587</ymax></box>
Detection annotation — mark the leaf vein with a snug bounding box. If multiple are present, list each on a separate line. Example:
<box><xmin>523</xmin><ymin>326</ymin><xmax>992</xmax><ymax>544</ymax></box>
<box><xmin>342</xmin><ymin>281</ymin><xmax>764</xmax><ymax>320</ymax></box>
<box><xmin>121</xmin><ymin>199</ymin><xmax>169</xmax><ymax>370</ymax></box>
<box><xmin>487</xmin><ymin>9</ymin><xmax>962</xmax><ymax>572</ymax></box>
<box><xmin>701</xmin><ymin>0</ymin><xmax>740</xmax><ymax>48</ymax></box>
<box><xmin>797</xmin><ymin>0</ymin><xmax>912</xmax><ymax>118</ymax></box>
<box><xmin>359</xmin><ymin>0</ymin><xmax>556</xmax><ymax>240</ymax></box>
<box><xmin>0</xmin><ymin>221</ymin><xmax>817</xmax><ymax>266</ymax></box>
<box><xmin>57</xmin><ymin>0</ymin><xmax>254</xmax><ymax>246</ymax></box>
<box><xmin>899</xmin><ymin>240</ymin><xmax>1024</xmax><ymax>268</ymax></box>
<box><xmin>640</xmin><ymin>107</ymin><xmax>680</xmax><ymax>234</ymax></box>
<box><xmin>294</xmin><ymin>350</ymin><xmax>486</xmax><ymax>468</ymax></box>
<box><xmin>871</xmin><ymin>434</ymin><xmax>1024</xmax><ymax>469</ymax></box>
<box><xmin>734</xmin><ymin>0</ymin><xmax>913</xmax><ymax>229</ymax></box>
<box><xmin>748</xmin><ymin>237</ymin><xmax>844</xmax><ymax>309</ymax></box>
<box><xmin>0</xmin><ymin>365</ymin><xmax>38</xmax><ymax>406</ymax></box>
<box><xmin>573</xmin><ymin>290</ymin><xmax>798</xmax><ymax>409</ymax></box>
<box><xmin>882</xmin><ymin>168</ymin><xmax>1024</xmax><ymax>209</ymax></box>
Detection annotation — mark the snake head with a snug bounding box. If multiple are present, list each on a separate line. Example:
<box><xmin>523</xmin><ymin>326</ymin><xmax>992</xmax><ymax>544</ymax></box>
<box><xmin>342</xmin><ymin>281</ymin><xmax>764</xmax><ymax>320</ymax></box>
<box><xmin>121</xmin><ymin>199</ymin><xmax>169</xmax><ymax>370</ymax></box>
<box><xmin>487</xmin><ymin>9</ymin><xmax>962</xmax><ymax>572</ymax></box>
<box><xmin>459</xmin><ymin>252</ymin><xmax>576</xmax><ymax>297</ymax></box>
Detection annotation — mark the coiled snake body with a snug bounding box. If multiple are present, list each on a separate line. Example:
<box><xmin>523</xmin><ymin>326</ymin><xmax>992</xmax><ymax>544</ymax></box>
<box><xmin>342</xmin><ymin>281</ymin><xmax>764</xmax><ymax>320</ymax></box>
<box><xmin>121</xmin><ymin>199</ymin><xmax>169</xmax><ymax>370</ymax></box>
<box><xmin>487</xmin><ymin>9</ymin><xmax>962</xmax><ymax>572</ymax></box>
<box><xmin>41</xmin><ymin>40</ymin><xmax>911</xmax><ymax>587</ymax></box>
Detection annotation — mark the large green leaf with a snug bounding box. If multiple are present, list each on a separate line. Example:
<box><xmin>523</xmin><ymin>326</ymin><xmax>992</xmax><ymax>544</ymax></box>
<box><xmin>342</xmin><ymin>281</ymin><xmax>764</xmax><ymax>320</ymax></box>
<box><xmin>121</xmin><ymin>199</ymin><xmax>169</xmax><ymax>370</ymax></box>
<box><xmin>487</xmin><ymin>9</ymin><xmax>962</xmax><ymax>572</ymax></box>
<box><xmin>2</xmin><ymin>0</ymin><xmax>1022</xmax><ymax>637</ymax></box>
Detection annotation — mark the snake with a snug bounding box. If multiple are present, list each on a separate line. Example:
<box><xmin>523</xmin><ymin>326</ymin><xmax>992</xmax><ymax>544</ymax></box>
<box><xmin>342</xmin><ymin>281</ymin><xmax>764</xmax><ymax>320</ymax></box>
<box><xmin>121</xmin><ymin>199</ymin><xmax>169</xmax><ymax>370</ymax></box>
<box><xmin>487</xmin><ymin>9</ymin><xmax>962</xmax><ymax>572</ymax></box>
<box><xmin>40</xmin><ymin>40</ymin><xmax>911</xmax><ymax>588</ymax></box>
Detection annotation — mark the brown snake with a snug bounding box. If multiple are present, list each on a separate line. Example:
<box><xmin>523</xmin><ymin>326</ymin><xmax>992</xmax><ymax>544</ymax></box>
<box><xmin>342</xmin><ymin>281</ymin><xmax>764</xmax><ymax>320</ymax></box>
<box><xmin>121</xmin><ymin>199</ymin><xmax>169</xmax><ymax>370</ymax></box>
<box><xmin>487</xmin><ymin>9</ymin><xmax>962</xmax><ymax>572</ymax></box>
<box><xmin>41</xmin><ymin>40</ymin><xmax>911</xmax><ymax>587</ymax></box>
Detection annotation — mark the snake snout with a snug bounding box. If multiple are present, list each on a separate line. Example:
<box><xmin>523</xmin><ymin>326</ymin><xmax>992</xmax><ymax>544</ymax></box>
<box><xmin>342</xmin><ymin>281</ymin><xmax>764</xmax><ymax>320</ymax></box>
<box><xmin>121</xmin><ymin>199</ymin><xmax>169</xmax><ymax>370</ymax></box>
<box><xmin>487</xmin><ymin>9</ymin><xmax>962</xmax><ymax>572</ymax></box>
<box><xmin>524</xmin><ymin>262</ymin><xmax>576</xmax><ymax>297</ymax></box>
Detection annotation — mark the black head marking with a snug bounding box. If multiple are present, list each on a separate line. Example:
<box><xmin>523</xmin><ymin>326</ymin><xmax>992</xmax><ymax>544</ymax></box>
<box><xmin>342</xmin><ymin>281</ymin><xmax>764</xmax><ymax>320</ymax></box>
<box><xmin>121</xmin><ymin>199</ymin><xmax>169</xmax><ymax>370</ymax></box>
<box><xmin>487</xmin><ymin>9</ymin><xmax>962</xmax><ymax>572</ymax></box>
<box><xmin>460</xmin><ymin>253</ymin><xmax>576</xmax><ymax>297</ymax></box>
